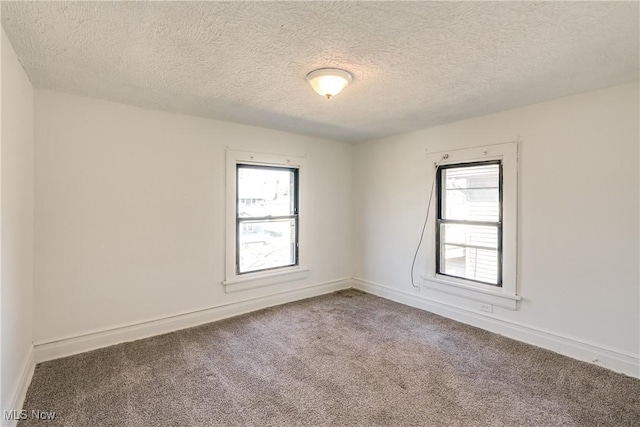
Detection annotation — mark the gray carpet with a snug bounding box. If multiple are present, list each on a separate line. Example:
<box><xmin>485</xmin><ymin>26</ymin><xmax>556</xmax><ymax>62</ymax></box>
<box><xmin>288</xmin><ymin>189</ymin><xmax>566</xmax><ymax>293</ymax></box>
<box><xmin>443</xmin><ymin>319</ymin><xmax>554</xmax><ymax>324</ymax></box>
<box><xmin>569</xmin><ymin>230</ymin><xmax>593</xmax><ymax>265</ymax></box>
<box><xmin>19</xmin><ymin>290</ymin><xmax>640</xmax><ymax>426</ymax></box>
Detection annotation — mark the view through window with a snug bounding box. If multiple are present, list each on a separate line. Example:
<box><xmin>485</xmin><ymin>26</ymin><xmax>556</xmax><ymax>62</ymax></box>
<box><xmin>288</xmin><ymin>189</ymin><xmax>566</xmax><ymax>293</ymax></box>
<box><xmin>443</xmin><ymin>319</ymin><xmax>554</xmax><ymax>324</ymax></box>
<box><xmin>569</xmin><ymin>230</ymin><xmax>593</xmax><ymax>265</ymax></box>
<box><xmin>236</xmin><ymin>164</ymin><xmax>298</xmax><ymax>274</ymax></box>
<box><xmin>436</xmin><ymin>161</ymin><xmax>502</xmax><ymax>286</ymax></box>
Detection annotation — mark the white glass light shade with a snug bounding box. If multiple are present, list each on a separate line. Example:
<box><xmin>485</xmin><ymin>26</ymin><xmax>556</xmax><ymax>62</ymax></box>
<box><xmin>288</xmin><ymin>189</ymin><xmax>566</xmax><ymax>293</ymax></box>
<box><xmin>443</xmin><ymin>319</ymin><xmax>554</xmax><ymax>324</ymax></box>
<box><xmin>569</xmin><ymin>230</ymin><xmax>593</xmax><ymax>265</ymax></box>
<box><xmin>306</xmin><ymin>68</ymin><xmax>353</xmax><ymax>99</ymax></box>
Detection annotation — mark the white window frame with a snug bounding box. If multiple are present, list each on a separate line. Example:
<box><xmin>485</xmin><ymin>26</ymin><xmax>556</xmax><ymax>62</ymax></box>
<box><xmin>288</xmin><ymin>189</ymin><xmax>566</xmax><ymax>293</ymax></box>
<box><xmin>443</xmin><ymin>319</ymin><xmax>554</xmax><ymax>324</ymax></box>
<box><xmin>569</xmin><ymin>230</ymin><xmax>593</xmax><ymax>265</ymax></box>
<box><xmin>223</xmin><ymin>150</ymin><xmax>309</xmax><ymax>293</ymax></box>
<box><xmin>422</xmin><ymin>142</ymin><xmax>520</xmax><ymax>310</ymax></box>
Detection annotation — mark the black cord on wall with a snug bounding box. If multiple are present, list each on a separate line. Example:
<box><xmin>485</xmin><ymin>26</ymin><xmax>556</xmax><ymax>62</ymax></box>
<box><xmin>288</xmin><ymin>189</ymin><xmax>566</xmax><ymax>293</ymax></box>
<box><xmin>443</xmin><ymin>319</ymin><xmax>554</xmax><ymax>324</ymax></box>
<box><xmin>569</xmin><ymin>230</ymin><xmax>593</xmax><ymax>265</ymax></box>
<box><xmin>410</xmin><ymin>156</ymin><xmax>447</xmax><ymax>289</ymax></box>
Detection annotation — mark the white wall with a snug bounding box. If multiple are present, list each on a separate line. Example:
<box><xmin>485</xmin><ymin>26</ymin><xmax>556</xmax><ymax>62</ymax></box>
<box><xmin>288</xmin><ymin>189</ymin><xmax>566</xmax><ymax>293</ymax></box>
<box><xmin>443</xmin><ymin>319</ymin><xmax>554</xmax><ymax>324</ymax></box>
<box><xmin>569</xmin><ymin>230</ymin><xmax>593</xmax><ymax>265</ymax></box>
<box><xmin>34</xmin><ymin>90</ymin><xmax>353</xmax><ymax>344</ymax></box>
<box><xmin>1</xmin><ymin>28</ymin><xmax>34</xmax><ymax>412</ymax></box>
<box><xmin>354</xmin><ymin>82</ymin><xmax>639</xmax><ymax>375</ymax></box>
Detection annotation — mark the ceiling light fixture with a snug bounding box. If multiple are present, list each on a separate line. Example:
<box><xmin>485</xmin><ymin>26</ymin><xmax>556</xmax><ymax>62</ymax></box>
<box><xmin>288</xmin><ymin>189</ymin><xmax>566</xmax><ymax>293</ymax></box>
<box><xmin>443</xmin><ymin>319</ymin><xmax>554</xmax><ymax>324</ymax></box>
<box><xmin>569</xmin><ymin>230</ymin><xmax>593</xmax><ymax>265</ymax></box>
<box><xmin>306</xmin><ymin>68</ymin><xmax>353</xmax><ymax>99</ymax></box>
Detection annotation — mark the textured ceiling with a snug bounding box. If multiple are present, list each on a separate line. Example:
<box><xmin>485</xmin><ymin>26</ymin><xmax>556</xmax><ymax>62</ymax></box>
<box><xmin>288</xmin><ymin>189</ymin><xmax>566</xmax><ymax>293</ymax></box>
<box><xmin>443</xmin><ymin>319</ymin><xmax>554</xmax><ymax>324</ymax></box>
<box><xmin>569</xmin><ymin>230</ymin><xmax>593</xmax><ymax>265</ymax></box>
<box><xmin>2</xmin><ymin>1</ymin><xmax>638</xmax><ymax>143</ymax></box>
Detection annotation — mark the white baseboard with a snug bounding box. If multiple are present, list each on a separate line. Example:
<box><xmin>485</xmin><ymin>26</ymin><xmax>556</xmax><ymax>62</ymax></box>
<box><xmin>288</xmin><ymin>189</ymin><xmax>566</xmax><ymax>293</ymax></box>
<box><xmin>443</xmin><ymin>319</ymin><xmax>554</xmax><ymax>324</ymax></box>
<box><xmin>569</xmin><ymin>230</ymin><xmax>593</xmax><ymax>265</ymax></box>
<box><xmin>35</xmin><ymin>278</ymin><xmax>352</xmax><ymax>363</ymax></box>
<box><xmin>2</xmin><ymin>345</ymin><xmax>35</xmax><ymax>427</ymax></box>
<box><xmin>28</xmin><ymin>275</ymin><xmax>639</xmax><ymax>387</ymax></box>
<box><xmin>353</xmin><ymin>278</ymin><xmax>640</xmax><ymax>378</ymax></box>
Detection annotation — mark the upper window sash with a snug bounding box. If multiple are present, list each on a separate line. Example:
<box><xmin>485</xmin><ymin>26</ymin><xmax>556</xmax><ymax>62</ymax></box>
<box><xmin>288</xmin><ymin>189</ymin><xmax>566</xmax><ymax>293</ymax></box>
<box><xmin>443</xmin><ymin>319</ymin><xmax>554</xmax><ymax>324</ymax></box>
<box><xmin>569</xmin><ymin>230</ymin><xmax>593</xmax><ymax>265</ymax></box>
<box><xmin>236</xmin><ymin>164</ymin><xmax>299</xmax><ymax>219</ymax></box>
<box><xmin>437</xmin><ymin>160</ymin><xmax>503</xmax><ymax>223</ymax></box>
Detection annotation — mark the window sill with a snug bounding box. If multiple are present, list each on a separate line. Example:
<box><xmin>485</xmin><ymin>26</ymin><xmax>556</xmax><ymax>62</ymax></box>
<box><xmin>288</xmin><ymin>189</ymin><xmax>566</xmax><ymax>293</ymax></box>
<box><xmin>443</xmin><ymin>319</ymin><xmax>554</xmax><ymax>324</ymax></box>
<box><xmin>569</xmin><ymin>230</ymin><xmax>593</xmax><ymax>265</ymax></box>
<box><xmin>420</xmin><ymin>275</ymin><xmax>520</xmax><ymax>310</ymax></box>
<box><xmin>223</xmin><ymin>266</ymin><xmax>310</xmax><ymax>293</ymax></box>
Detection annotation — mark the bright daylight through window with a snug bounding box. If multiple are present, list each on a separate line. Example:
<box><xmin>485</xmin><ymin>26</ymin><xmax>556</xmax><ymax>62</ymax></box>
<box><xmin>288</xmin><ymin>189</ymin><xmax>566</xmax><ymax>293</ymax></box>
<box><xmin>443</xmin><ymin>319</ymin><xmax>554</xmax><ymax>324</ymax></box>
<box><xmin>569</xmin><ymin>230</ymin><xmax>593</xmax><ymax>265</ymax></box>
<box><xmin>236</xmin><ymin>165</ymin><xmax>298</xmax><ymax>274</ymax></box>
<box><xmin>436</xmin><ymin>161</ymin><xmax>502</xmax><ymax>286</ymax></box>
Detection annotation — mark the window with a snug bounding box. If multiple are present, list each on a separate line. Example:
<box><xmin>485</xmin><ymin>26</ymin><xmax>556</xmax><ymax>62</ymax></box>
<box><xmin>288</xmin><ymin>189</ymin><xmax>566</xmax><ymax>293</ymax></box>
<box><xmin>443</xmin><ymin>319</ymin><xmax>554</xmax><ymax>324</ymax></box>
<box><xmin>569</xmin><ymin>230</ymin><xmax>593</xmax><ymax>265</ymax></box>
<box><xmin>224</xmin><ymin>150</ymin><xmax>308</xmax><ymax>292</ymax></box>
<box><xmin>436</xmin><ymin>161</ymin><xmax>502</xmax><ymax>286</ymax></box>
<box><xmin>424</xmin><ymin>142</ymin><xmax>519</xmax><ymax>309</ymax></box>
<box><xmin>236</xmin><ymin>164</ymin><xmax>298</xmax><ymax>274</ymax></box>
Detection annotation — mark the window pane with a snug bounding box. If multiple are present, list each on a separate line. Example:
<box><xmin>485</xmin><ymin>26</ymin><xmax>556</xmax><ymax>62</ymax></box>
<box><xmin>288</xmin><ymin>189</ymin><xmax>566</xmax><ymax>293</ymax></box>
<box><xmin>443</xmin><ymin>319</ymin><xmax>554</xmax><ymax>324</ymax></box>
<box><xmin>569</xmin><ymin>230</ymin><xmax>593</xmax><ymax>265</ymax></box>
<box><xmin>440</xmin><ymin>224</ymin><xmax>498</xmax><ymax>249</ymax></box>
<box><xmin>442</xmin><ymin>164</ymin><xmax>500</xmax><ymax>222</ymax></box>
<box><xmin>238</xmin><ymin>219</ymin><xmax>296</xmax><ymax>273</ymax></box>
<box><xmin>444</xmin><ymin>164</ymin><xmax>499</xmax><ymax>189</ymax></box>
<box><xmin>440</xmin><ymin>245</ymin><xmax>499</xmax><ymax>285</ymax></box>
<box><xmin>238</xmin><ymin>167</ymin><xmax>295</xmax><ymax>218</ymax></box>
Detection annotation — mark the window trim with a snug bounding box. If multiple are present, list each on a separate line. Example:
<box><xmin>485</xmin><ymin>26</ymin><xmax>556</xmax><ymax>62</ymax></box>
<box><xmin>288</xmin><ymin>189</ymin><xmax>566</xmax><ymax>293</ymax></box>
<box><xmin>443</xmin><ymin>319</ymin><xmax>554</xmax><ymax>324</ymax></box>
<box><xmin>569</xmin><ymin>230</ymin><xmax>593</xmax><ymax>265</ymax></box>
<box><xmin>435</xmin><ymin>160</ymin><xmax>503</xmax><ymax>286</ymax></box>
<box><xmin>423</xmin><ymin>142</ymin><xmax>520</xmax><ymax>310</ymax></box>
<box><xmin>224</xmin><ymin>150</ymin><xmax>308</xmax><ymax>292</ymax></box>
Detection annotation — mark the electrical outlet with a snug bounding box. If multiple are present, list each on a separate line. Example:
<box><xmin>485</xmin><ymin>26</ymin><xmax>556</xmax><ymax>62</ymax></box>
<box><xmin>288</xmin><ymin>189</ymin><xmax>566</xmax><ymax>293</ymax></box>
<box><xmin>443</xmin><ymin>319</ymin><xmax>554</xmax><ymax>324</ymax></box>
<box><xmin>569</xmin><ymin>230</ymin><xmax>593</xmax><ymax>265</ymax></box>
<box><xmin>479</xmin><ymin>303</ymin><xmax>493</xmax><ymax>313</ymax></box>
